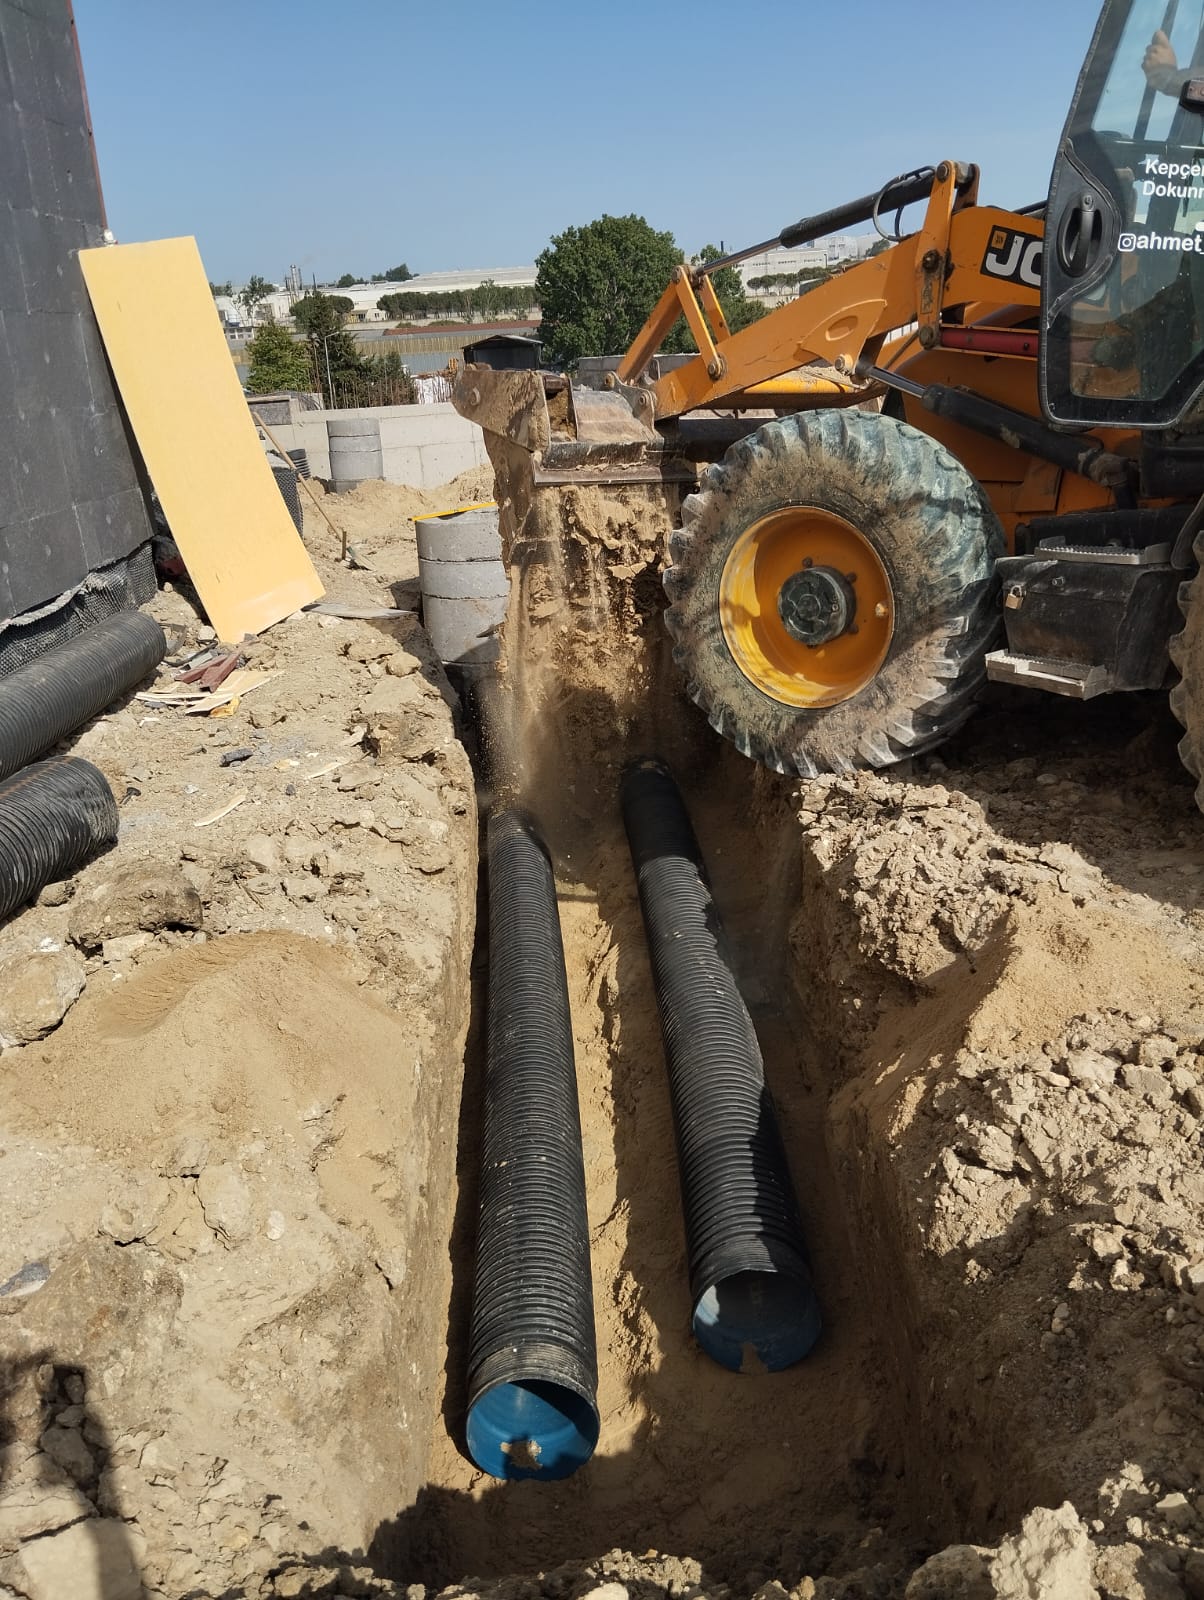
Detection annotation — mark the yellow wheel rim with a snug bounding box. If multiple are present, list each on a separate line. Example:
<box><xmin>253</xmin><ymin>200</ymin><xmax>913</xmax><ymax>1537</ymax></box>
<box><xmin>719</xmin><ymin>506</ymin><xmax>894</xmax><ymax>708</ymax></box>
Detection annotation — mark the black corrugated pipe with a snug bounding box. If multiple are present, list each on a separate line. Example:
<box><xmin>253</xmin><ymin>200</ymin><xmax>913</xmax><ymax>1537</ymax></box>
<box><xmin>0</xmin><ymin>757</ymin><xmax>118</xmax><ymax>922</ymax></box>
<box><xmin>0</xmin><ymin>610</ymin><xmax>166</xmax><ymax>782</ymax></box>
<box><xmin>465</xmin><ymin>809</ymin><xmax>600</xmax><ymax>1481</ymax></box>
<box><xmin>620</xmin><ymin>758</ymin><xmax>822</xmax><ymax>1373</ymax></box>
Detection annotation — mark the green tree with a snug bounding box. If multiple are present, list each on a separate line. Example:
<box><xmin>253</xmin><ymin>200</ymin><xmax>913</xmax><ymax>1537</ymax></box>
<box><xmin>209</xmin><ymin>280</ymin><xmax>233</xmax><ymax>298</ymax></box>
<box><xmin>383</xmin><ymin>263</ymin><xmax>413</xmax><ymax>282</ymax></box>
<box><xmin>867</xmin><ymin>238</ymin><xmax>892</xmax><ymax>257</ymax></box>
<box><xmin>535</xmin><ymin>214</ymin><xmax>682</xmax><ymax>366</ymax></box>
<box><xmin>245</xmin><ymin>321</ymin><xmax>312</xmax><ymax>394</ymax></box>
<box><xmin>236</xmin><ymin>274</ymin><xmax>274</xmax><ymax>320</ymax></box>
<box><xmin>329</xmin><ymin>295</ymin><xmax>354</xmax><ymax>316</ymax></box>
<box><xmin>289</xmin><ymin>290</ymin><xmax>366</xmax><ymax>404</ymax></box>
<box><xmin>336</xmin><ymin>273</ymin><xmax>357</xmax><ymax>288</ymax></box>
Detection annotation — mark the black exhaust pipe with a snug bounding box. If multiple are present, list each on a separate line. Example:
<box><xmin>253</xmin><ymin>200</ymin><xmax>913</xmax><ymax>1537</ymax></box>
<box><xmin>620</xmin><ymin>758</ymin><xmax>821</xmax><ymax>1372</ymax></box>
<box><xmin>0</xmin><ymin>610</ymin><xmax>166</xmax><ymax>782</ymax></box>
<box><xmin>465</xmin><ymin>809</ymin><xmax>599</xmax><ymax>1479</ymax></box>
<box><xmin>0</xmin><ymin>757</ymin><xmax>118</xmax><ymax>923</ymax></box>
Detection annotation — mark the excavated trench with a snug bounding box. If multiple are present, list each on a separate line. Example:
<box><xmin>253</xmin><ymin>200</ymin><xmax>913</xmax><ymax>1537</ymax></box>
<box><xmin>378</xmin><ymin>473</ymin><xmax>1204</xmax><ymax>1599</ymax></box>
<box><xmin>399</xmin><ymin>740</ymin><xmax>906</xmax><ymax>1591</ymax></box>
<box><xmin>381</xmin><ymin>483</ymin><xmax>993</xmax><ymax>1592</ymax></box>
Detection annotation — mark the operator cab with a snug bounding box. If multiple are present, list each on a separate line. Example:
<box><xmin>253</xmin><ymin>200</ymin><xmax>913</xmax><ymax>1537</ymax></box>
<box><xmin>1043</xmin><ymin>0</ymin><xmax>1204</xmax><ymax>427</ymax></box>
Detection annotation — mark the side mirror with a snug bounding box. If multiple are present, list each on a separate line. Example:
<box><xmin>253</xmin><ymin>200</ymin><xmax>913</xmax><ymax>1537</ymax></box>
<box><xmin>1179</xmin><ymin>77</ymin><xmax>1204</xmax><ymax>112</ymax></box>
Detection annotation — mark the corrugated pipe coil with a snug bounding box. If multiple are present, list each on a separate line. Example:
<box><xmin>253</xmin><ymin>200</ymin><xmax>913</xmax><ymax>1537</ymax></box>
<box><xmin>466</xmin><ymin>809</ymin><xmax>599</xmax><ymax>1481</ymax></box>
<box><xmin>0</xmin><ymin>610</ymin><xmax>166</xmax><ymax>783</ymax></box>
<box><xmin>620</xmin><ymin>757</ymin><xmax>822</xmax><ymax>1373</ymax></box>
<box><xmin>0</xmin><ymin>757</ymin><xmax>118</xmax><ymax>922</ymax></box>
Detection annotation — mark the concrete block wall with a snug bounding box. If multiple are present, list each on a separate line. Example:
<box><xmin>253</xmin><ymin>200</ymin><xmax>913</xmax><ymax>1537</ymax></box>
<box><xmin>260</xmin><ymin>402</ymin><xmax>489</xmax><ymax>490</ymax></box>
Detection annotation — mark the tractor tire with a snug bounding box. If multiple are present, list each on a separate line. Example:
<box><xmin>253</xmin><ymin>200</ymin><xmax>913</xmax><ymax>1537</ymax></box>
<box><xmin>663</xmin><ymin>409</ymin><xmax>1005</xmax><ymax>776</ymax></box>
<box><xmin>1168</xmin><ymin>533</ymin><xmax>1204</xmax><ymax>809</ymax></box>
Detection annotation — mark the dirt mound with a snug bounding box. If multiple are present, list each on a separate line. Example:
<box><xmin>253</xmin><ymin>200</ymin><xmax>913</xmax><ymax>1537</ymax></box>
<box><xmin>307</xmin><ymin>469</ymin><xmax>498</xmax><ymax>591</ymax></box>
<box><xmin>7</xmin><ymin>931</ymin><xmax>415</xmax><ymax>1206</ymax></box>
<box><xmin>794</xmin><ymin>765</ymin><xmax>1204</xmax><ymax>1585</ymax></box>
<box><xmin>0</xmin><ymin>471</ymin><xmax>481</xmax><ymax>1599</ymax></box>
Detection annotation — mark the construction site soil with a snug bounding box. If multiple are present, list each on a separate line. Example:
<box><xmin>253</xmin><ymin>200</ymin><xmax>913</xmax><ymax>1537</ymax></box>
<box><xmin>3</xmin><ymin>471</ymin><xmax>1204</xmax><ymax>1600</ymax></box>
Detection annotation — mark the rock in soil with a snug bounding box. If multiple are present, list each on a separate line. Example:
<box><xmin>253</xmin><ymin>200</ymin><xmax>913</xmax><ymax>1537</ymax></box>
<box><xmin>0</xmin><ymin>948</ymin><xmax>85</xmax><ymax>1045</ymax></box>
<box><xmin>67</xmin><ymin>860</ymin><xmax>203</xmax><ymax>949</ymax></box>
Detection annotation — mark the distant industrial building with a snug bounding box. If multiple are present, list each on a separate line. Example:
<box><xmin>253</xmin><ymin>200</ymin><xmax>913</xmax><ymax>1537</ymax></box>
<box><xmin>737</xmin><ymin>234</ymin><xmax>876</xmax><ymax>303</ymax></box>
<box><xmin>215</xmin><ymin>266</ymin><xmax>540</xmax><ymax>328</ymax></box>
<box><xmin>215</xmin><ymin>235</ymin><xmax>878</xmax><ymax>338</ymax></box>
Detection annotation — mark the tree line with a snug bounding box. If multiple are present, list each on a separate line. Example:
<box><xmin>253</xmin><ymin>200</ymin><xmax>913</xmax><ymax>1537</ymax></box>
<box><xmin>745</xmin><ymin>266</ymin><xmax>833</xmax><ymax>291</ymax></box>
<box><xmin>336</xmin><ymin>264</ymin><xmax>414</xmax><ymax>287</ymax></box>
<box><xmin>376</xmin><ymin>280</ymin><xmax>536</xmax><ymax>323</ymax></box>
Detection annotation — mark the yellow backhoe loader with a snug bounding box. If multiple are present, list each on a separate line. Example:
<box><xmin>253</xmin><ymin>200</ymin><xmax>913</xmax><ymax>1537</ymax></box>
<box><xmin>455</xmin><ymin>0</ymin><xmax>1204</xmax><ymax>801</ymax></box>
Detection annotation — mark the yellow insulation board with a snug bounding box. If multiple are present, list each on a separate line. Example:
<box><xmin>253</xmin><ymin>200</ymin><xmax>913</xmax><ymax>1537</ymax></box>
<box><xmin>79</xmin><ymin>237</ymin><xmax>323</xmax><ymax>638</ymax></box>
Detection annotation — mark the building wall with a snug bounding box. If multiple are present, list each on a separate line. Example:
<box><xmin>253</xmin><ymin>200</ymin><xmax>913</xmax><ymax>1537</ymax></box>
<box><xmin>263</xmin><ymin>402</ymin><xmax>489</xmax><ymax>490</ymax></box>
<box><xmin>0</xmin><ymin>0</ymin><xmax>151</xmax><ymax>621</ymax></box>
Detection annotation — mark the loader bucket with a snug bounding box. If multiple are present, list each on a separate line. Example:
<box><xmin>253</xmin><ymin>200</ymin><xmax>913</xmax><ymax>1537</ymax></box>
<box><xmin>451</xmin><ymin>365</ymin><xmax>697</xmax><ymax>808</ymax></box>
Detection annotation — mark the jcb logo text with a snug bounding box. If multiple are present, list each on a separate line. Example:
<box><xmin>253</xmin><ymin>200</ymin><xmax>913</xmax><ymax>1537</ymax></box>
<box><xmin>982</xmin><ymin>228</ymin><xmax>1043</xmax><ymax>287</ymax></box>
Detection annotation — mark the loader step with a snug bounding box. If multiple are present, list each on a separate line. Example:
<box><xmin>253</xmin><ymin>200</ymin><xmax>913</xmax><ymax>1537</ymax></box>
<box><xmin>985</xmin><ymin>649</ymin><xmax>1115</xmax><ymax>699</ymax></box>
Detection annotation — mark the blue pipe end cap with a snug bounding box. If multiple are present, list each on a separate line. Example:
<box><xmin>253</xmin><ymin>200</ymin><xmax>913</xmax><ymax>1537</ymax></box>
<box><xmin>466</xmin><ymin>1379</ymin><xmax>600</xmax><ymax>1481</ymax></box>
<box><xmin>692</xmin><ymin>1269</ymin><xmax>822</xmax><ymax>1373</ymax></box>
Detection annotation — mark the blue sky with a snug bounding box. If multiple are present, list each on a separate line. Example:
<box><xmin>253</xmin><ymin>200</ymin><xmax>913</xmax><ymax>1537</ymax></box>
<box><xmin>72</xmin><ymin>0</ymin><xmax>1104</xmax><ymax>285</ymax></box>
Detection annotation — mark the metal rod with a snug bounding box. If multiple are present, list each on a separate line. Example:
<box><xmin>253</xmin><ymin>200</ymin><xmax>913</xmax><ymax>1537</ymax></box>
<box><xmin>251</xmin><ymin>408</ymin><xmax>348</xmax><ymax>562</ymax></box>
<box><xmin>859</xmin><ymin>363</ymin><xmax>925</xmax><ymax>397</ymax></box>
<box><xmin>694</xmin><ymin>235</ymin><xmax>786</xmax><ymax>277</ymax></box>
<box><xmin>697</xmin><ymin>166</ymin><xmax>955</xmax><ymax>280</ymax></box>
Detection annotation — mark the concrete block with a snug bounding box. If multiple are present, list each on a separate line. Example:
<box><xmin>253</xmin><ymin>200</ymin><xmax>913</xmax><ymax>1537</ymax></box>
<box><xmin>297</xmin><ymin>414</ymin><xmax>329</xmax><ymax>459</ymax></box>
<box><xmin>420</xmin><ymin>440</ymin><xmax>483</xmax><ymax>487</ymax></box>
<box><xmin>256</xmin><ymin>418</ymin><xmax>299</xmax><ymax>455</ymax></box>
<box><xmin>378</xmin><ymin>411</ymin><xmax>463</xmax><ymax>448</ymax></box>
<box><xmin>381</xmin><ymin>444</ymin><xmax>423</xmax><ymax>485</ymax></box>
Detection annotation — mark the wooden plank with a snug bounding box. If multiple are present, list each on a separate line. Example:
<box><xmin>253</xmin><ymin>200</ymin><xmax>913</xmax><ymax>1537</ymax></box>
<box><xmin>78</xmin><ymin>238</ymin><xmax>323</xmax><ymax>638</ymax></box>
